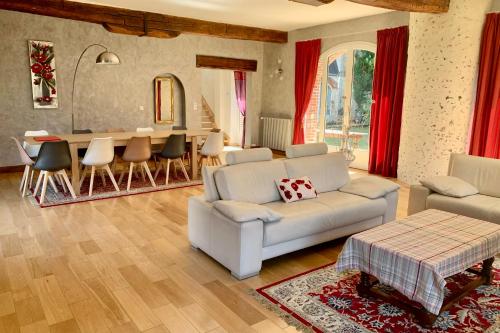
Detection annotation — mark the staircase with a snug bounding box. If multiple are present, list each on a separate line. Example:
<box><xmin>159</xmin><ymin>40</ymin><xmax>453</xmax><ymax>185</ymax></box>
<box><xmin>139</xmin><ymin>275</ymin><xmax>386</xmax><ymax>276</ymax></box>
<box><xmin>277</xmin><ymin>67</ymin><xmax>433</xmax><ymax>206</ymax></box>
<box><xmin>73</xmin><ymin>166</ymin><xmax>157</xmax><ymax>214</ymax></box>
<box><xmin>201</xmin><ymin>96</ymin><xmax>230</xmax><ymax>145</ymax></box>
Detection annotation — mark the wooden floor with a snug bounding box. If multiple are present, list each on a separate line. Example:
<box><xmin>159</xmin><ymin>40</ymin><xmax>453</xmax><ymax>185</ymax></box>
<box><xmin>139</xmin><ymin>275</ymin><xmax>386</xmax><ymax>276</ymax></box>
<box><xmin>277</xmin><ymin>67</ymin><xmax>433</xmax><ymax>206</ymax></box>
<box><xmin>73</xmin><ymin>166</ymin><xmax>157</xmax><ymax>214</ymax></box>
<box><xmin>0</xmin><ymin>171</ymin><xmax>409</xmax><ymax>333</ymax></box>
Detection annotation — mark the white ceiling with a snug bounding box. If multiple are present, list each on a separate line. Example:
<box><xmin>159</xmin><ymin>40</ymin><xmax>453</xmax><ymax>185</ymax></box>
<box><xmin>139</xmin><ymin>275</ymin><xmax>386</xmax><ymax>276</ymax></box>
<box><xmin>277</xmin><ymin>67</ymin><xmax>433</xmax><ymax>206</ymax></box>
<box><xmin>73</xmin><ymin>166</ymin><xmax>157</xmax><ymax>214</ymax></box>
<box><xmin>75</xmin><ymin>0</ymin><xmax>392</xmax><ymax>31</ymax></box>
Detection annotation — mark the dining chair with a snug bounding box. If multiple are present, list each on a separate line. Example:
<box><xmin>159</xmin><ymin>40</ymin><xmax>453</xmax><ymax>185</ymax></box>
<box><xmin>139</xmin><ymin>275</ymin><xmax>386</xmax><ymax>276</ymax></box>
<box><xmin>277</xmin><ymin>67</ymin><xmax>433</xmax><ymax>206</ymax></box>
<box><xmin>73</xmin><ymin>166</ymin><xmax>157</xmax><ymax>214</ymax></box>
<box><xmin>154</xmin><ymin>134</ymin><xmax>190</xmax><ymax>185</ymax></box>
<box><xmin>80</xmin><ymin>137</ymin><xmax>120</xmax><ymax>196</ymax></box>
<box><xmin>33</xmin><ymin>141</ymin><xmax>76</xmax><ymax>204</ymax></box>
<box><xmin>136</xmin><ymin>127</ymin><xmax>162</xmax><ymax>170</ymax></box>
<box><xmin>23</xmin><ymin>130</ymin><xmax>49</xmax><ymax>158</ymax></box>
<box><xmin>11</xmin><ymin>137</ymin><xmax>36</xmax><ymax>197</ymax></box>
<box><xmin>199</xmin><ymin>132</ymin><xmax>224</xmax><ymax>167</ymax></box>
<box><xmin>118</xmin><ymin>136</ymin><xmax>156</xmax><ymax>191</ymax></box>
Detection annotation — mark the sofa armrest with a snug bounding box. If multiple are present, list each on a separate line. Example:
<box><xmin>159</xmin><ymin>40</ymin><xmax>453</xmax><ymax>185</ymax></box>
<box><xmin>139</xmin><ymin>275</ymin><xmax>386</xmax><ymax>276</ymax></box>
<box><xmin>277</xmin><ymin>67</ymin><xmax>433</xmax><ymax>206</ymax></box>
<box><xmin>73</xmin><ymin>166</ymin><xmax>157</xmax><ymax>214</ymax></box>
<box><xmin>408</xmin><ymin>185</ymin><xmax>432</xmax><ymax>215</ymax></box>
<box><xmin>188</xmin><ymin>195</ymin><xmax>264</xmax><ymax>279</ymax></box>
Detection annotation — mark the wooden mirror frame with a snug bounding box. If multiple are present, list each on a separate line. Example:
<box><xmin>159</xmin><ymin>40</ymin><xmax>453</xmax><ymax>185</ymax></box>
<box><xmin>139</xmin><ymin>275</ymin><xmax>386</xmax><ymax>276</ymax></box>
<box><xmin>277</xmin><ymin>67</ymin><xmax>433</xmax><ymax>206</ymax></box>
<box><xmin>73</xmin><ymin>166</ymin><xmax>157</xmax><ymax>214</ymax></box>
<box><xmin>154</xmin><ymin>77</ymin><xmax>174</xmax><ymax>124</ymax></box>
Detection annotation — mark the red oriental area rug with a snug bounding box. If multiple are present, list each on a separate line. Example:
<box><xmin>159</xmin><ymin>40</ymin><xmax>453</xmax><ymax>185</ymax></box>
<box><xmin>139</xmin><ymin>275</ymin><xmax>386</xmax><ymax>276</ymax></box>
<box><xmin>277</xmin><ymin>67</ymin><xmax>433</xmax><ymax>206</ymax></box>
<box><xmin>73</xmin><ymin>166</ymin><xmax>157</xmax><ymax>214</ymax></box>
<box><xmin>254</xmin><ymin>261</ymin><xmax>500</xmax><ymax>333</ymax></box>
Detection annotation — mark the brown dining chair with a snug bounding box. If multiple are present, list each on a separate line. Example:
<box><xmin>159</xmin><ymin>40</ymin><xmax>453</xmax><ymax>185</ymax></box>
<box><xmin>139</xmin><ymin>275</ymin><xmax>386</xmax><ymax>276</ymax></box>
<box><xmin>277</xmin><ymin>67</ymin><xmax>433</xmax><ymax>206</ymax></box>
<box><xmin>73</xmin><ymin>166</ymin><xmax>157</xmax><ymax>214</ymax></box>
<box><xmin>118</xmin><ymin>136</ymin><xmax>156</xmax><ymax>191</ymax></box>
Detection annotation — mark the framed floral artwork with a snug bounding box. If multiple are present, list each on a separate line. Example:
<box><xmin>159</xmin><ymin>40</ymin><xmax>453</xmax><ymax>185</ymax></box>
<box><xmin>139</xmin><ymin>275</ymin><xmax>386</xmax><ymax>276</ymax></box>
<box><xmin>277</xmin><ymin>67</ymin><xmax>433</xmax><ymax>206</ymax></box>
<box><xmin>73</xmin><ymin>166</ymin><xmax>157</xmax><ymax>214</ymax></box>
<box><xmin>29</xmin><ymin>40</ymin><xmax>58</xmax><ymax>109</ymax></box>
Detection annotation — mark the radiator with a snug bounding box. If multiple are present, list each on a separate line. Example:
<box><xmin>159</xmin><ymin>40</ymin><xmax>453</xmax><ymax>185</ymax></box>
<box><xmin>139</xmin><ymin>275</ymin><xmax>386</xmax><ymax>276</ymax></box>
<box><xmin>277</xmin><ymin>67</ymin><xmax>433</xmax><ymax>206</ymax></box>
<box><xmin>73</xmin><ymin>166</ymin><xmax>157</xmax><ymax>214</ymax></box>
<box><xmin>261</xmin><ymin>117</ymin><xmax>292</xmax><ymax>151</ymax></box>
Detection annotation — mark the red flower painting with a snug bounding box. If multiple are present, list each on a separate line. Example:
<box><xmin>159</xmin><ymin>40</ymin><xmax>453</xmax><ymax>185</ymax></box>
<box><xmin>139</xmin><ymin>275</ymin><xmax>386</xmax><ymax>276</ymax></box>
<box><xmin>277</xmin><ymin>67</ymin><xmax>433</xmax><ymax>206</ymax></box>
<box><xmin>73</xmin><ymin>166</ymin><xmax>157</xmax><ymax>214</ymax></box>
<box><xmin>29</xmin><ymin>40</ymin><xmax>58</xmax><ymax>109</ymax></box>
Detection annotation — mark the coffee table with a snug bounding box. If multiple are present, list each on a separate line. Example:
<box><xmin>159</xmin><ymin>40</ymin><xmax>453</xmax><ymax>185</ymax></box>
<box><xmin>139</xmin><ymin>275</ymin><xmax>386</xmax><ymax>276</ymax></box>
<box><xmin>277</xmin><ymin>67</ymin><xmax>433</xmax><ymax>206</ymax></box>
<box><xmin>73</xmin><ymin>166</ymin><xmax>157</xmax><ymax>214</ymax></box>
<box><xmin>336</xmin><ymin>209</ymin><xmax>500</xmax><ymax>328</ymax></box>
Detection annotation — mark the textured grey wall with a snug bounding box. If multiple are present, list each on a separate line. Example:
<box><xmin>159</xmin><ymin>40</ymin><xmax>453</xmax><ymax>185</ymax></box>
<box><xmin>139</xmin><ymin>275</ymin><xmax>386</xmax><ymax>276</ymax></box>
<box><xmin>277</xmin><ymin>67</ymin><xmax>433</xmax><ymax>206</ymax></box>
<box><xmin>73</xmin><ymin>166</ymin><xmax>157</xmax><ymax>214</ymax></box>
<box><xmin>260</xmin><ymin>11</ymin><xmax>410</xmax><ymax>120</ymax></box>
<box><xmin>0</xmin><ymin>9</ymin><xmax>264</xmax><ymax>167</ymax></box>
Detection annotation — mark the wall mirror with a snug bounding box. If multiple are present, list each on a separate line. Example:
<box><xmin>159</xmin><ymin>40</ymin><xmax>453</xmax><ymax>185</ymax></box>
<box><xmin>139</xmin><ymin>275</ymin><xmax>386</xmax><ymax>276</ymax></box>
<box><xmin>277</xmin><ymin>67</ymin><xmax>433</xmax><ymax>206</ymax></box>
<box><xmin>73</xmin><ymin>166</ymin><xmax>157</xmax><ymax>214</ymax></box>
<box><xmin>154</xmin><ymin>77</ymin><xmax>174</xmax><ymax>124</ymax></box>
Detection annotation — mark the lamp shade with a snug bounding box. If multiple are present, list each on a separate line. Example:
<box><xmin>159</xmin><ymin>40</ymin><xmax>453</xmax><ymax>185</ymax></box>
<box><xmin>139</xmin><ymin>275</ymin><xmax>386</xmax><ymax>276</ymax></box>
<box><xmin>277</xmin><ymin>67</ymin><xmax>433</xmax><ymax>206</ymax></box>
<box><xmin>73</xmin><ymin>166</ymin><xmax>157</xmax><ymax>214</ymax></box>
<box><xmin>96</xmin><ymin>51</ymin><xmax>120</xmax><ymax>65</ymax></box>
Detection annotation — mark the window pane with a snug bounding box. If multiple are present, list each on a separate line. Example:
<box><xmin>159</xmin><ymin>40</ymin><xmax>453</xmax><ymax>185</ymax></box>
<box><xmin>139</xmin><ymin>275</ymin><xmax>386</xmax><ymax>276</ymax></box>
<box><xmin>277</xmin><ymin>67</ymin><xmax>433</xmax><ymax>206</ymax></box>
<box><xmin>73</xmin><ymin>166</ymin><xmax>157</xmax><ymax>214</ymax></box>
<box><xmin>324</xmin><ymin>53</ymin><xmax>347</xmax><ymax>148</ymax></box>
<box><xmin>349</xmin><ymin>49</ymin><xmax>375</xmax><ymax>150</ymax></box>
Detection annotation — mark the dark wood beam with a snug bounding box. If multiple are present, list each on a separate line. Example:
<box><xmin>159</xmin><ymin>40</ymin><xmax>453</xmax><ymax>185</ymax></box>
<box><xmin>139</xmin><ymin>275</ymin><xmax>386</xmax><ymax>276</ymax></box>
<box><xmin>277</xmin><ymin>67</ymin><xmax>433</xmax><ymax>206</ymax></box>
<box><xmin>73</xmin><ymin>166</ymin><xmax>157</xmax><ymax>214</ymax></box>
<box><xmin>0</xmin><ymin>0</ymin><xmax>288</xmax><ymax>43</ymax></box>
<box><xmin>347</xmin><ymin>0</ymin><xmax>449</xmax><ymax>13</ymax></box>
<box><xmin>196</xmin><ymin>55</ymin><xmax>258</xmax><ymax>72</ymax></box>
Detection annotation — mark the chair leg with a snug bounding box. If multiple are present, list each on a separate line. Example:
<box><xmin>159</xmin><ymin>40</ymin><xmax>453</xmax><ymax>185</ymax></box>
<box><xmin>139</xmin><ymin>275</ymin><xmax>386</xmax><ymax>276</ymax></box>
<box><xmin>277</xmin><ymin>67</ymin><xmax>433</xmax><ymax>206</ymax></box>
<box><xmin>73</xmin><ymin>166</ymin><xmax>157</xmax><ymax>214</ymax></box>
<box><xmin>80</xmin><ymin>166</ymin><xmax>88</xmax><ymax>187</ymax></box>
<box><xmin>127</xmin><ymin>162</ymin><xmax>134</xmax><ymax>191</ymax></box>
<box><xmin>33</xmin><ymin>171</ymin><xmax>43</xmax><ymax>197</ymax></box>
<box><xmin>60</xmin><ymin>174</ymin><xmax>68</xmax><ymax>193</ymax></box>
<box><xmin>118</xmin><ymin>169</ymin><xmax>125</xmax><ymax>186</ymax></box>
<box><xmin>29</xmin><ymin>169</ymin><xmax>35</xmax><ymax>189</ymax></box>
<box><xmin>154</xmin><ymin>159</ymin><xmax>164</xmax><ymax>180</ymax></box>
<box><xmin>59</xmin><ymin>170</ymin><xmax>76</xmax><ymax>199</ymax></box>
<box><xmin>89</xmin><ymin>166</ymin><xmax>96</xmax><ymax>197</ymax></box>
<box><xmin>40</xmin><ymin>171</ymin><xmax>50</xmax><ymax>205</ymax></box>
<box><xmin>22</xmin><ymin>166</ymin><xmax>31</xmax><ymax>197</ymax></box>
<box><xmin>177</xmin><ymin>158</ymin><xmax>190</xmax><ymax>182</ymax></box>
<box><xmin>20</xmin><ymin>165</ymin><xmax>29</xmax><ymax>192</ymax></box>
<box><xmin>139</xmin><ymin>164</ymin><xmax>146</xmax><ymax>182</ymax></box>
<box><xmin>216</xmin><ymin>156</ymin><xmax>223</xmax><ymax>165</ymax></box>
<box><xmin>100</xmin><ymin>169</ymin><xmax>107</xmax><ymax>186</ymax></box>
<box><xmin>142</xmin><ymin>162</ymin><xmax>156</xmax><ymax>188</ymax></box>
<box><xmin>165</xmin><ymin>159</ymin><xmax>171</xmax><ymax>185</ymax></box>
<box><xmin>104</xmin><ymin>165</ymin><xmax>120</xmax><ymax>192</ymax></box>
<box><xmin>48</xmin><ymin>175</ymin><xmax>59</xmax><ymax>193</ymax></box>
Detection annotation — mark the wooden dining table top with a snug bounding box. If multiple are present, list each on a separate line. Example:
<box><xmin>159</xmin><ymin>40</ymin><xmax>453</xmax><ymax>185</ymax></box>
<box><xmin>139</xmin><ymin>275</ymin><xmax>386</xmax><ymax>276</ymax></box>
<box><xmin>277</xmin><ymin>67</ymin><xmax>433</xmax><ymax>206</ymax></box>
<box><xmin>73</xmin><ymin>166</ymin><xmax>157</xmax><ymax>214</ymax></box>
<box><xmin>23</xmin><ymin>129</ymin><xmax>211</xmax><ymax>145</ymax></box>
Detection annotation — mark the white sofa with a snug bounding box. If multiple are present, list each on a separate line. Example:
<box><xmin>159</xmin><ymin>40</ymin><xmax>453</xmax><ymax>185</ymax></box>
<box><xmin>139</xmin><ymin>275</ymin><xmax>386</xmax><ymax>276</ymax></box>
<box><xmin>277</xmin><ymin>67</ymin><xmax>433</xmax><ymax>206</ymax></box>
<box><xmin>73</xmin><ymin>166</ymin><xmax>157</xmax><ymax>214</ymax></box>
<box><xmin>408</xmin><ymin>153</ymin><xmax>500</xmax><ymax>224</ymax></box>
<box><xmin>188</xmin><ymin>143</ymin><xmax>400</xmax><ymax>279</ymax></box>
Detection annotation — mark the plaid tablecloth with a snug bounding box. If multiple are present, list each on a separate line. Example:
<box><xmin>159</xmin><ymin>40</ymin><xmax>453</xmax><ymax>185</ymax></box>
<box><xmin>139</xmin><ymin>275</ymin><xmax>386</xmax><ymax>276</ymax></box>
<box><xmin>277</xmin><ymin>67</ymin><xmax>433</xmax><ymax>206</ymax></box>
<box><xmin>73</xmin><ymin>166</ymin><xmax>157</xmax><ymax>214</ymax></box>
<box><xmin>336</xmin><ymin>209</ymin><xmax>500</xmax><ymax>315</ymax></box>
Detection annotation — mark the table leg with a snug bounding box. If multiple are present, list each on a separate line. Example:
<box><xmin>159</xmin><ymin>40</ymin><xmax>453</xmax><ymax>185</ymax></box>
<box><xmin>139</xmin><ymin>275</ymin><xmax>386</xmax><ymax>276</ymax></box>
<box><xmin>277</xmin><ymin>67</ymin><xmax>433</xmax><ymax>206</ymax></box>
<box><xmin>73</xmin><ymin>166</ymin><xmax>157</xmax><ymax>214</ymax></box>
<box><xmin>69</xmin><ymin>143</ymin><xmax>80</xmax><ymax>195</ymax></box>
<box><xmin>191</xmin><ymin>136</ymin><xmax>198</xmax><ymax>180</ymax></box>
<box><xmin>482</xmin><ymin>257</ymin><xmax>494</xmax><ymax>284</ymax></box>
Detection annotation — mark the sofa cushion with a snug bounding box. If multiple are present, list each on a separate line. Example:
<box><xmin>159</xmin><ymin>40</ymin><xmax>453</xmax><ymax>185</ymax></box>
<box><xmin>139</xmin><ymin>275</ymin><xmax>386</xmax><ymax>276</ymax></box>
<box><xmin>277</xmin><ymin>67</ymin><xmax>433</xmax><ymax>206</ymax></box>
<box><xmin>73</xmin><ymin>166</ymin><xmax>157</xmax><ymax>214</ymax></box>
<box><xmin>262</xmin><ymin>191</ymin><xmax>387</xmax><ymax>246</ymax></box>
<box><xmin>448</xmin><ymin>153</ymin><xmax>500</xmax><ymax>198</ymax></box>
<box><xmin>420</xmin><ymin>176</ymin><xmax>478</xmax><ymax>198</ymax></box>
<box><xmin>214</xmin><ymin>160</ymin><xmax>288</xmax><ymax>204</ymax></box>
<box><xmin>213</xmin><ymin>200</ymin><xmax>283</xmax><ymax>223</ymax></box>
<box><xmin>283</xmin><ymin>152</ymin><xmax>349</xmax><ymax>194</ymax></box>
<box><xmin>275</xmin><ymin>177</ymin><xmax>317</xmax><ymax>203</ymax></box>
<box><xmin>426</xmin><ymin>193</ymin><xmax>500</xmax><ymax>224</ymax></box>
<box><xmin>339</xmin><ymin>176</ymin><xmax>400</xmax><ymax>199</ymax></box>
<box><xmin>286</xmin><ymin>143</ymin><xmax>328</xmax><ymax>158</ymax></box>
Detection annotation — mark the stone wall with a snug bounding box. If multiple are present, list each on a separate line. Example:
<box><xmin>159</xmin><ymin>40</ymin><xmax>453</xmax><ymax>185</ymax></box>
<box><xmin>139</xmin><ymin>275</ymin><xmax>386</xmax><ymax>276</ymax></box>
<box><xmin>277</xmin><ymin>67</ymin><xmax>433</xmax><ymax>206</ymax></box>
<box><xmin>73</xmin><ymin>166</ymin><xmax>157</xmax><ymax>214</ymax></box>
<box><xmin>398</xmin><ymin>0</ymin><xmax>492</xmax><ymax>184</ymax></box>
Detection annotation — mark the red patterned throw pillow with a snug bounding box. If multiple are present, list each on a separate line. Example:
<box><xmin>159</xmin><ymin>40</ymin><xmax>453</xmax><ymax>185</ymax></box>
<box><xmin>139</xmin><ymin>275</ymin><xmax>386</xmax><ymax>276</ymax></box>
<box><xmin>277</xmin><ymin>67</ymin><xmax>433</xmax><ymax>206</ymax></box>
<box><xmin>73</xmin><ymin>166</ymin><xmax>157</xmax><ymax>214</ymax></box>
<box><xmin>275</xmin><ymin>177</ymin><xmax>317</xmax><ymax>203</ymax></box>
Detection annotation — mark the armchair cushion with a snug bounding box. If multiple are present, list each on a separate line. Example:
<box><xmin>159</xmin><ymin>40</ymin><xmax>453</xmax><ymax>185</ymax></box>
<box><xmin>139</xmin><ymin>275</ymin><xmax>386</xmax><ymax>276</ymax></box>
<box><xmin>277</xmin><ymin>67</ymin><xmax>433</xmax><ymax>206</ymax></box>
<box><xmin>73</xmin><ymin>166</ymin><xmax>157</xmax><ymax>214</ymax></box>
<box><xmin>420</xmin><ymin>176</ymin><xmax>478</xmax><ymax>198</ymax></box>
<box><xmin>213</xmin><ymin>200</ymin><xmax>283</xmax><ymax>223</ymax></box>
<box><xmin>339</xmin><ymin>176</ymin><xmax>400</xmax><ymax>199</ymax></box>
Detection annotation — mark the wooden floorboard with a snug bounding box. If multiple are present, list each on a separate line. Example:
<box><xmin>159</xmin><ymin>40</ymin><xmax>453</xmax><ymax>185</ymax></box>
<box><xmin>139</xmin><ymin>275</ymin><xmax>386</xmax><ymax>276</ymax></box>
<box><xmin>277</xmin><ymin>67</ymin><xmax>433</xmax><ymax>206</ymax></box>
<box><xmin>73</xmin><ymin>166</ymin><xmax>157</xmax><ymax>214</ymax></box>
<box><xmin>0</xmin><ymin>171</ymin><xmax>409</xmax><ymax>332</ymax></box>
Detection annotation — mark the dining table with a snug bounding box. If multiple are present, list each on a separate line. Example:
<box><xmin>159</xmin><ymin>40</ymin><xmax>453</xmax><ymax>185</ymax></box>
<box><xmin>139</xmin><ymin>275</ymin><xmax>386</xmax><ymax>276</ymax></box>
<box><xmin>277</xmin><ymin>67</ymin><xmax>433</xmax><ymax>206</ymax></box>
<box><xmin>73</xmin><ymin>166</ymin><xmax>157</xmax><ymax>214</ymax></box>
<box><xmin>24</xmin><ymin>129</ymin><xmax>211</xmax><ymax>195</ymax></box>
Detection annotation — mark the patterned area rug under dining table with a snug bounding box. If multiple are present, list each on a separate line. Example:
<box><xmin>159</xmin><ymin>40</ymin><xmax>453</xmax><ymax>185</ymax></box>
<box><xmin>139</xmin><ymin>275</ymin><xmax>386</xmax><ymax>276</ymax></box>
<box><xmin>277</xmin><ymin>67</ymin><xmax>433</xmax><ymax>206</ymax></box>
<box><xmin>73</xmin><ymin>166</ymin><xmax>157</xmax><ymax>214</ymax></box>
<box><xmin>29</xmin><ymin>171</ymin><xmax>202</xmax><ymax>207</ymax></box>
<box><xmin>254</xmin><ymin>261</ymin><xmax>500</xmax><ymax>333</ymax></box>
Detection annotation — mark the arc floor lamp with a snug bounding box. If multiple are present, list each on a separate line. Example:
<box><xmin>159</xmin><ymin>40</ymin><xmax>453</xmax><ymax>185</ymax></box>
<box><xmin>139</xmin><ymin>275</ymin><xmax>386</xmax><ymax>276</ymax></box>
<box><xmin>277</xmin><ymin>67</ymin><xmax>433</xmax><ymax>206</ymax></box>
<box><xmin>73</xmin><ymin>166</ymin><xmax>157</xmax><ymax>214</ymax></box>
<box><xmin>71</xmin><ymin>44</ymin><xmax>120</xmax><ymax>133</ymax></box>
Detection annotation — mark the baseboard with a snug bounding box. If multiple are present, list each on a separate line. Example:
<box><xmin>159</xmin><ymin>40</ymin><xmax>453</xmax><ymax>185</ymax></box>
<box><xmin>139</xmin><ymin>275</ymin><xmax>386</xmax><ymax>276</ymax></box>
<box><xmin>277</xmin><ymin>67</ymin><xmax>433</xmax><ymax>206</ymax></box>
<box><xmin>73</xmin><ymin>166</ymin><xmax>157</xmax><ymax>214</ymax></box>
<box><xmin>0</xmin><ymin>165</ymin><xmax>24</xmax><ymax>173</ymax></box>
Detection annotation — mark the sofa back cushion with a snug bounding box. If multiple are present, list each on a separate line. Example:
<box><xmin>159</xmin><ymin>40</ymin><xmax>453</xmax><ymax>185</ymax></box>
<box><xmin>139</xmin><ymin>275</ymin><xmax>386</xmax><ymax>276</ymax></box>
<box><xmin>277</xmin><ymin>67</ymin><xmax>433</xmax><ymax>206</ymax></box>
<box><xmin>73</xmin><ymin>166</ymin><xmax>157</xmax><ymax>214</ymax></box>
<box><xmin>225</xmin><ymin>147</ymin><xmax>273</xmax><ymax>165</ymax></box>
<box><xmin>201</xmin><ymin>165</ymin><xmax>221</xmax><ymax>202</ymax></box>
<box><xmin>214</xmin><ymin>160</ymin><xmax>288</xmax><ymax>204</ymax></box>
<box><xmin>283</xmin><ymin>152</ymin><xmax>349</xmax><ymax>193</ymax></box>
<box><xmin>448</xmin><ymin>153</ymin><xmax>500</xmax><ymax>198</ymax></box>
<box><xmin>286</xmin><ymin>142</ymin><xmax>328</xmax><ymax>159</ymax></box>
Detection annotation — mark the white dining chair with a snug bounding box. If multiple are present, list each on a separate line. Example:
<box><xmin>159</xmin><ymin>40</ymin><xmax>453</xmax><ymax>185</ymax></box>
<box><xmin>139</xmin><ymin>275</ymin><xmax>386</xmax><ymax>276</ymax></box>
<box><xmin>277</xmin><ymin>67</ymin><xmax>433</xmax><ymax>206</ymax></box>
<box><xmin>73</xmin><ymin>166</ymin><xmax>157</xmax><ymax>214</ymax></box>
<box><xmin>199</xmin><ymin>132</ymin><xmax>224</xmax><ymax>166</ymax></box>
<box><xmin>136</xmin><ymin>127</ymin><xmax>154</xmax><ymax>132</ymax></box>
<box><xmin>23</xmin><ymin>130</ymin><xmax>49</xmax><ymax>158</ymax></box>
<box><xmin>80</xmin><ymin>137</ymin><xmax>120</xmax><ymax>196</ymax></box>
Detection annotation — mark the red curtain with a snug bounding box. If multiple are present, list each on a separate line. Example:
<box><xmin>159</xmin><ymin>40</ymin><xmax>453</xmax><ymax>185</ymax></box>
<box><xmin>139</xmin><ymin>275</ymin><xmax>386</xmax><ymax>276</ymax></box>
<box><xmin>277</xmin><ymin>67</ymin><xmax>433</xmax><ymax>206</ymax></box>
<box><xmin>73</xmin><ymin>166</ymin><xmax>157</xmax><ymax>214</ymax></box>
<box><xmin>469</xmin><ymin>13</ymin><xmax>500</xmax><ymax>158</ymax></box>
<box><xmin>368</xmin><ymin>26</ymin><xmax>409</xmax><ymax>177</ymax></box>
<box><xmin>234</xmin><ymin>71</ymin><xmax>247</xmax><ymax>148</ymax></box>
<box><xmin>293</xmin><ymin>39</ymin><xmax>321</xmax><ymax>144</ymax></box>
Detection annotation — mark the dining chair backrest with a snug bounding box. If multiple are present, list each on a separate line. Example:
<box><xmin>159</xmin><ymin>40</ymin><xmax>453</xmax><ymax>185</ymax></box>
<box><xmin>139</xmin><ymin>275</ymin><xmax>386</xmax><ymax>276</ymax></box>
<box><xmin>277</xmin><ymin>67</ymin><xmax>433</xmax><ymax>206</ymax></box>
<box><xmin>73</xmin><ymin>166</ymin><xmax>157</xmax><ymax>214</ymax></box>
<box><xmin>72</xmin><ymin>129</ymin><xmax>93</xmax><ymax>134</ymax></box>
<box><xmin>34</xmin><ymin>140</ymin><xmax>72</xmax><ymax>172</ymax></box>
<box><xmin>122</xmin><ymin>136</ymin><xmax>152</xmax><ymax>162</ymax></box>
<box><xmin>201</xmin><ymin>132</ymin><xmax>224</xmax><ymax>156</ymax></box>
<box><xmin>23</xmin><ymin>130</ymin><xmax>49</xmax><ymax>157</ymax></box>
<box><xmin>136</xmin><ymin>127</ymin><xmax>154</xmax><ymax>132</ymax></box>
<box><xmin>11</xmin><ymin>137</ymin><xmax>34</xmax><ymax>166</ymax></box>
<box><xmin>82</xmin><ymin>137</ymin><xmax>115</xmax><ymax>166</ymax></box>
<box><xmin>160</xmin><ymin>134</ymin><xmax>186</xmax><ymax>159</ymax></box>
<box><xmin>106</xmin><ymin>128</ymin><xmax>125</xmax><ymax>133</ymax></box>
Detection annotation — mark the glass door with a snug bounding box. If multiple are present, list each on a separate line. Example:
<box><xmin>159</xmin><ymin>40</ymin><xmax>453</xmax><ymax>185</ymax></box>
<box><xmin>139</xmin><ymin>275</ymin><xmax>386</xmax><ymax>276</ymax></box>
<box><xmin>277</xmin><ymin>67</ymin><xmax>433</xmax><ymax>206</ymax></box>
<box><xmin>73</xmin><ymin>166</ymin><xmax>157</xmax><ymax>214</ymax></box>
<box><xmin>318</xmin><ymin>43</ymin><xmax>375</xmax><ymax>170</ymax></box>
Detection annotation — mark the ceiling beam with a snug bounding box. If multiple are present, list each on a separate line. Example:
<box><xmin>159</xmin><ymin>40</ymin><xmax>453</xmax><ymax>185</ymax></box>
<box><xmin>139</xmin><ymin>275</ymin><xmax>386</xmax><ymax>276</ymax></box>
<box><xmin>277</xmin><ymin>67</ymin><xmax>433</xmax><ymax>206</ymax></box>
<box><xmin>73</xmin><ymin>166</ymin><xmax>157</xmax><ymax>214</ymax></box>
<box><xmin>196</xmin><ymin>55</ymin><xmax>258</xmax><ymax>72</ymax></box>
<box><xmin>0</xmin><ymin>0</ymin><xmax>288</xmax><ymax>43</ymax></box>
<box><xmin>346</xmin><ymin>0</ymin><xmax>449</xmax><ymax>13</ymax></box>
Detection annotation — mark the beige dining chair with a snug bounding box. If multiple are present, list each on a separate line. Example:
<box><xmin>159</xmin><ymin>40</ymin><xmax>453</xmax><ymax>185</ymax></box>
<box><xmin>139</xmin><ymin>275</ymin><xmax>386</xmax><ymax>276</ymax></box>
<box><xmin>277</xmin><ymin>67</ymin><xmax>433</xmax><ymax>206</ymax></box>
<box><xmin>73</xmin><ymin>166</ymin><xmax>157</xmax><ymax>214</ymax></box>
<box><xmin>199</xmin><ymin>131</ymin><xmax>224</xmax><ymax>167</ymax></box>
<box><xmin>118</xmin><ymin>136</ymin><xmax>156</xmax><ymax>191</ymax></box>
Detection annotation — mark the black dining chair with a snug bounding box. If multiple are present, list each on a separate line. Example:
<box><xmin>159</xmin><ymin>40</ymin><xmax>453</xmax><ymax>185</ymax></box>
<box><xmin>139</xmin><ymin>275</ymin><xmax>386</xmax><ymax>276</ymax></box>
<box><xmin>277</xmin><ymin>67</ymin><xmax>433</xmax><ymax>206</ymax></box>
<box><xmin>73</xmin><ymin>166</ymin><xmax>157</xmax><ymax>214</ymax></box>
<box><xmin>154</xmin><ymin>134</ymin><xmax>190</xmax><ymax>185</ymax></box>
<box><xmin>33</xmin><ymin>140</ymin><xmax>76</xmax><ymax>204</ymax></box>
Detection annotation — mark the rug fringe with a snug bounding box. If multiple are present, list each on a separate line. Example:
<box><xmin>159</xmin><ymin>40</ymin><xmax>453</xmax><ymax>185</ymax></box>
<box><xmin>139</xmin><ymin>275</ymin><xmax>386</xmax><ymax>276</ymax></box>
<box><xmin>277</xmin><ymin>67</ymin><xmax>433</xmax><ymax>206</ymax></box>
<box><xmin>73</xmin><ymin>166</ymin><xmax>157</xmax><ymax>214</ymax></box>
<box><xmin>247</xmin><ymin>289</ymin><xmax>316</xmax><ymax>333</ymax></box>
